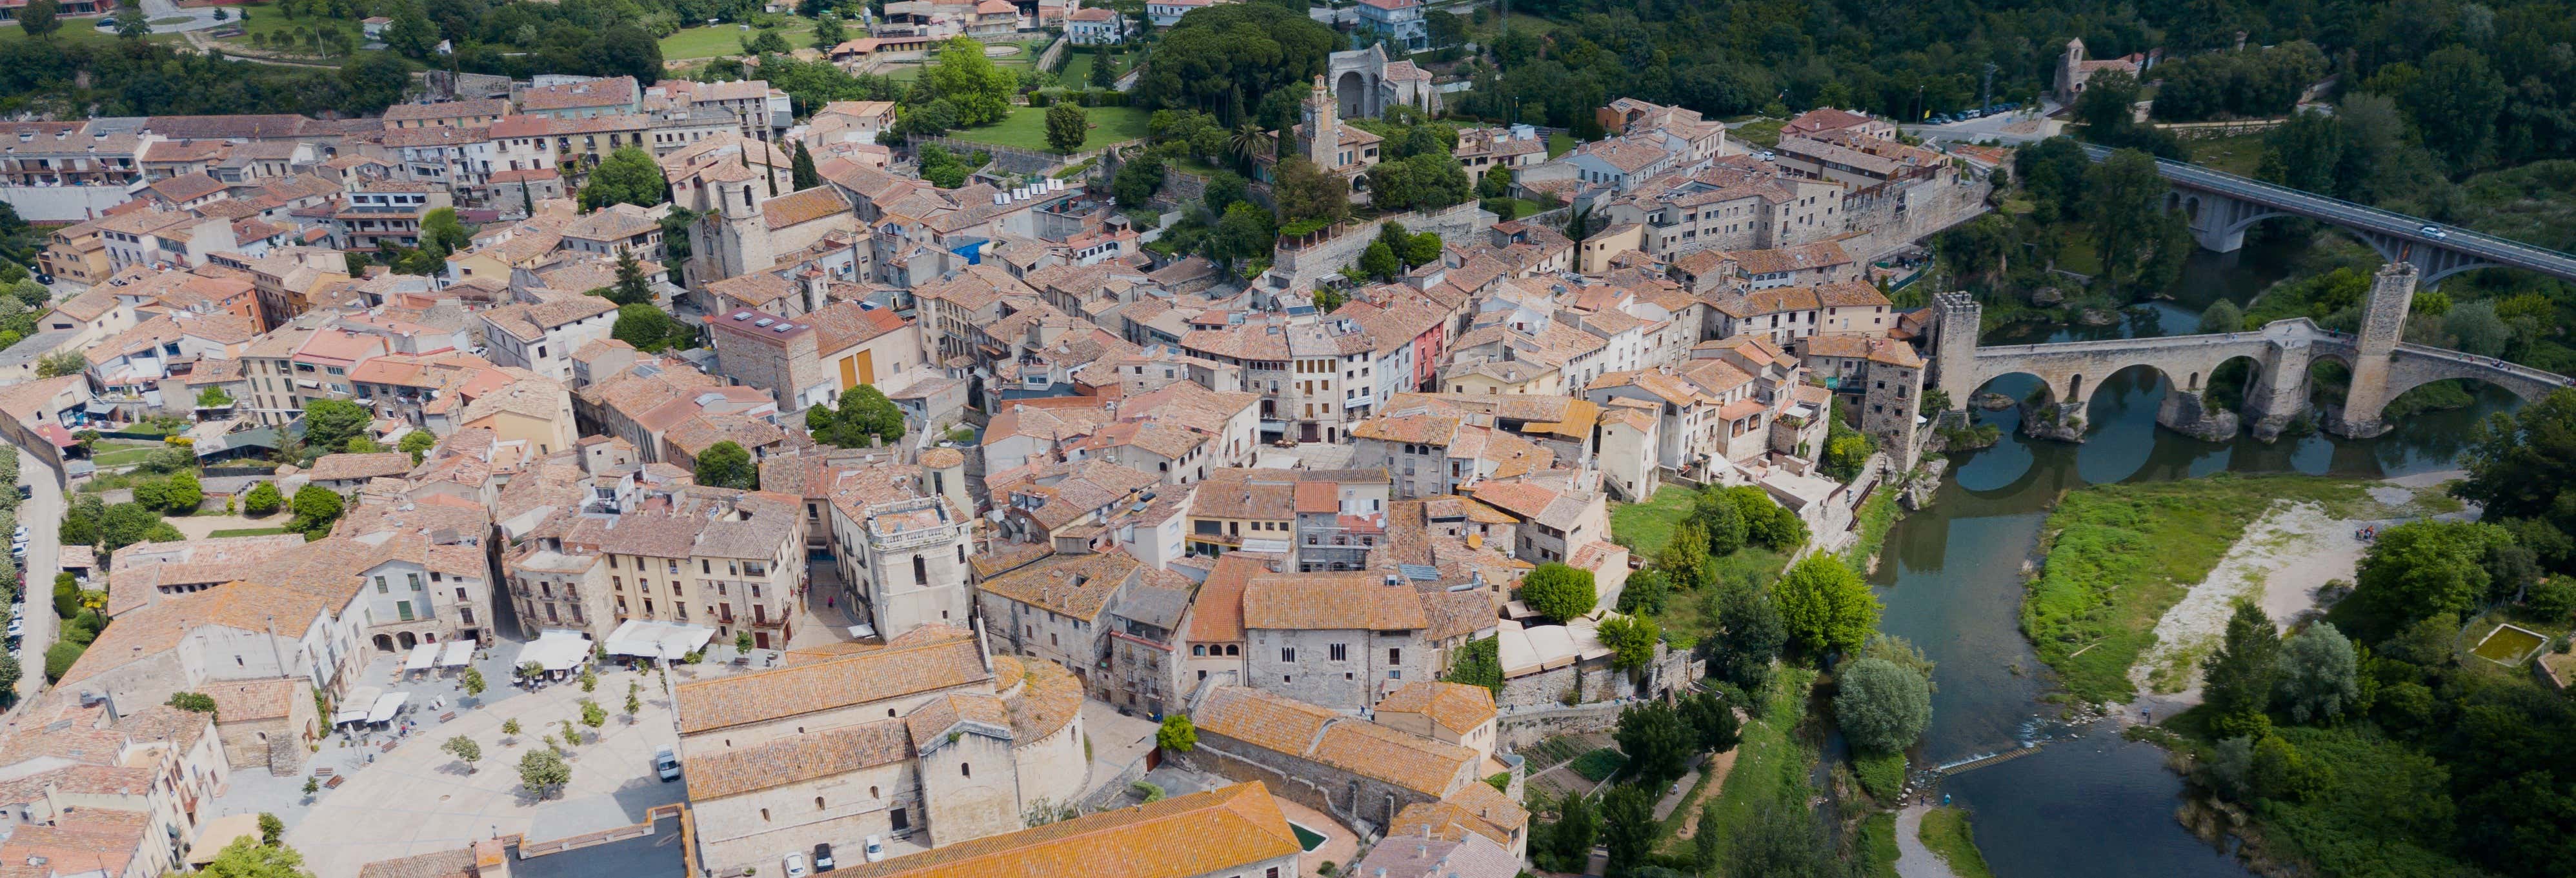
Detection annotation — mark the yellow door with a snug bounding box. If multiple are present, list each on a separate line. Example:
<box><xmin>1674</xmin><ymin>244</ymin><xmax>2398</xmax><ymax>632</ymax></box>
<box><xmin>854</xmin><ymin>352</ymin><xmax>875</xmax><ymax>386</ymax></box>
<box><xmin>839</xmin><ymin>357</ymin><xmax>857</xmax><ymax>390</ymax></box>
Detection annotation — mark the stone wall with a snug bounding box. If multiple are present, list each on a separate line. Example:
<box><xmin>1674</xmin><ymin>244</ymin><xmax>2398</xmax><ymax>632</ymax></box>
<box><xmin>1836</xmin><ymin>174</ymin><xmax>1993</xmax><ymax>264</ymax></box>
<box><xmin>1263</xmin><ymin>201</ymin><xmax>1484</xmax><ymax>294</ymax></box>
<box><xmin>1494</xmin><ymin>703</ymin><xmax>1629</xmax><ymax>750</ymax></box>
<box><xmin>1178</xmin><ymin>728</ymin><xmax>1445</xmax><ymax>836</ymax></box>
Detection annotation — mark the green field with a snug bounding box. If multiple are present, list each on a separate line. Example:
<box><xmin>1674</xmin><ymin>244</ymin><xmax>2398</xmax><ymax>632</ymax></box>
<box><xmin>1567</xmin><ymin>748</ymin><xmax>1628</xmax><ymax>783</ymax></box>
<box><xmin>1696</xmin><ymin>666</ymin><xmax>1819</xmax><ymax>866</ymax></box>
<box><xmin>90</xmin><ymin>441</ymin><xmax>168</xmax><ymax>470</ymax></box>
<box><xmin>1918</xmin><ymin>807</ymin><xmax>1997</xmax><ymax>878</ymax></box>
<box><xmin>1732</xmin><ymin>117</ymin><xmax>1789</xmax><ymax>148</ymax></box>
<box><xmin>945</xmin><ymin>104</ymin><xmax>1152</xmax><ymax>152</ymax></box>
<box><xmin>1860</xmin><ymin>813</ymin><xmax>1902</xmax><ymax>878</ymax></box>
<box><xmin>1056</xmin><ymin>48</ymin><xmax>1131</xmax><ymax>86</ymax></box>
<box><xmin>208</xmin><ymin>526</ymin><xmax>294</xmax><ymax>538</ymax></box>
<box><xmin>2184</xmin><ymin>131</ymin><xmax>2271</xmax><ymax>177</ymax></box>
<box><xmin>0</xmin><ymin>20</ymin><xmax>182</xmax><ymax>46</ymax></box>
<box><xmin>203</xmin><ymin>2</ymin><xmax>376</xmax><ymax>55</ymax></box>
<box><xmin>1547</xmin><ymin>130</ymin><xmax>1575</xmax><ymax>158</ymax></box>
<box><xmin>659</xmin><ymin>18</ymin><xmax>818</xmax><ymax>61</ymax></box>
<box><xmin>2025</xmin><ymin>474</ymin><xmax>2373</xmax><ymax>703</ymax></box>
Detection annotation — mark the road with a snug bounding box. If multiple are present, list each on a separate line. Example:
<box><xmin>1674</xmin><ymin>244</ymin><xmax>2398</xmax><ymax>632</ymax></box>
<box><xmin>2077</xmin><ymin>143</ymin><xmax>2576</xmax><ymax>283</ymax></box>
<box><xmin>12</xmin><ymin>444</ymin><xmax>59</xmax><ymax>704</ymax></box>
<box><xmin>1900</xmin><ymin>99</ymin><xmax>2067</xmax><ymax>146</ymax></box>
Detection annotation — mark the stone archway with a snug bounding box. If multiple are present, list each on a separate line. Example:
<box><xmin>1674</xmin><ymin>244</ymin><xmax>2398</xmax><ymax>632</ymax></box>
<box><xmin>1334</xmin><ymin>70</ymin><xmax>1373</xmax><ymax>120</ymax></box>
<box><xmin>373</xmin><ymin>634</ymin><xmax>395</xmax><ymax>652</ymax></box>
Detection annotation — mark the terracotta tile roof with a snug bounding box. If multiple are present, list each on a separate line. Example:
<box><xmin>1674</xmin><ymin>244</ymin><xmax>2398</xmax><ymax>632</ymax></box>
<box><xmin>904</xmin><ymin>692</ymin><xmax>1014</xmax><ymax>751</ymax></box>
<box><xmin>976</xmin><ymin>552</ymin><xmax>1141</xmax><ymax>621</ymax></box>
<box><xmin>762</xmin><ymin>186</ymin><xmax>851</xmax><ymax>230</ymax></box>
<box><xmin>674</xmin><ymin>628</ymin><xmax>989</xmax><ymax>733</ymax></box>
<box><xmin>1373</xmin><ymin>681</ymin><xmax>1496</xmax><ymax>735</ymax></box>
<box><xmin>199</xmin><ymin>677</ymin><xmax>303</xmax><ymax>723</ymax></box>
<box><xmin>310</xmin><ymin>452</ymin><xmax>416</xmax><ymax>481</ymax></box>
<box><xmin>1198</xmin><ymin>687</ymin><xmax>1474</xmax><ymax>797</ymax></box>
<box><xmin>833</xmin><ymin>782</ymin><xmax>1300</xmax><ymax>878</ymax></box>
<box><xmin>61</xmin><ymin>583</ymin><xmax>338</xmax><ymax>685</ymax></box>
<box><xmin>999</xmin><ymin>655</ymin><xmax>1083</xmax><ymax>742</ymax></box>
<box><xmin>1241</xmin><ymin>573</ymin><xmax>1428</xmax><ymax>631</ymax></box>
<box><xmin>686</xmin><ymin>719</ymin><xmax>912</xmax><ymax>800</ymax></box>
<box><xmin>1194</xmin><ymin>685</ymin><xmax>1334</xmax><ymax>755</ymax></box>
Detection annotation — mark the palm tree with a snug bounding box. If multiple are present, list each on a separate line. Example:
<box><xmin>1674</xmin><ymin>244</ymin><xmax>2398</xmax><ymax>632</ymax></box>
<box><xmin>1227</xmin><ymin>121</ymin><xmax>1267</xmax><ymax>170</ymax></box>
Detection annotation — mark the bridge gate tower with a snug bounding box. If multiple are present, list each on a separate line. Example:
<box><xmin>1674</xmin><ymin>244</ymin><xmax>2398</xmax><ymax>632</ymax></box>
<box><xmin>2331</xmin><ymin>262</ymin><xmax>2419</xmax><ymax>437</ymax></box>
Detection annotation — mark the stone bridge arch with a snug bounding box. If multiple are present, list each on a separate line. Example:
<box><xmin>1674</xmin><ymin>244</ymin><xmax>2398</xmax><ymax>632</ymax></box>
<box><xmin>2334</xmin><ymin>347</ymin><xmax>2576</xmax><ymax>436</ymax></box>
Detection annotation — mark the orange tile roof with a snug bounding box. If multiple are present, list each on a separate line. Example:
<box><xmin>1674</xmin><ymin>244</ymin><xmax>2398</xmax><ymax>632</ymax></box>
<box><xmin>834</xmin><ymin>782</ymin><xmax>1300</xmax><ymax>878</ymax></box>
<box><xmin>1373</xmin><ymin>681</ymin><xmax>1496</xmax><ymax>735</ymax></box>
<box><xmin>674</xmin><ymin>628</ymin><xmax>989</xmax><ymax>734</ymax></box>
<box><xmin>1241</xmin><ymin>573</ymin><xmax>1429</xmax><ymax>632</ymax></box>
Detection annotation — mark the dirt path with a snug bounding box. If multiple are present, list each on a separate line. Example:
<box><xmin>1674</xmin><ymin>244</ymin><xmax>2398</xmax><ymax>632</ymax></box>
<box><xmin>1660</xmin><ymin>738</ymin><xmax>1742</xmax><ymax>844</ymax></box>
<box><xmin>1894</xmin><ymin>805</ymin><xmax>1960</xmax><ymax>878</ymax></box>
<box><xmin>2122</xmin><ymin>470</ymin><xmax>2477</xmax><ymax>721</ymax></box>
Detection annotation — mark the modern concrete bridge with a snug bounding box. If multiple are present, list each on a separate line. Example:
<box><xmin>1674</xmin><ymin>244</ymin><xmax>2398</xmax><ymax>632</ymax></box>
<box><xmin>1928</xmin><ymin>264</ymin><xmax>2576</xmax><ymax>440</ymax></box>
<box><xmin>2081</xmin><ymin>143</ymin><xmax>2576</xmax><ymax>286</ymax></box>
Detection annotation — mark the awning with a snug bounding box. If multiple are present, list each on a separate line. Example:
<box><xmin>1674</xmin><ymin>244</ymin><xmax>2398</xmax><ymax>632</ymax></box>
<box><xmin>332</xmin><ymin>685</ymin><xmax>384</xmax><ymax>725</ymax></box>
<box><xmin>603</xmin><ymin>619</ymin><xmax>714</xmax><ymax>659</ymax></box>
<box><xmin>188</xmin><ymin>814</ymin><xmax>263</xmax><ymax>865</ymax></box>
<box><xmin>402</xmin><ymin>643</ymin><xmax>439</xmax><ymax>672</ymax></box>
<box><xmin>514</xmin><ymin>630</ymin><xmax>592</xmax><ymax>672</ymax></box>
<box><xmin>438</xmin><ymin>641</ymin><xmax>475</xmax><ymax>668</ymax></box>
<box><xmin>365</xmin><ymin>692</ymin><xmax>408</xmax><ymax>724</ymax></box>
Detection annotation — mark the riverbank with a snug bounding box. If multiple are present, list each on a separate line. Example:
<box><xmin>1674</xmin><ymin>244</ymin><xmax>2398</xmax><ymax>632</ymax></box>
<box><xmin>2122</xmin><ymin>471</ymin><xmax>2476</xmax><ymax>719</ymax></box>
<box><xmin>1687</xmin><ymin>666</ymin><xmax>1817</xmax><ymax>864</ymax></box>
<box><xmin>2023</xmin><ymin>474</ymin><xmax>2381</xmax><ymax>704</ymax></box>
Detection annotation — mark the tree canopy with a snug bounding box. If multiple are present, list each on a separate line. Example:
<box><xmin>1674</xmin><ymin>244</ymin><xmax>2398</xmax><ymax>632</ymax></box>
<box><xmin>578</xmin><ymin>148</ymin><xmax>669</xmax><ymax>212</ymax></box>
<box><xmin>1771</xmin><ymin>555</ymin><xmax>1879</xmax><ymax>655</ymax></box>
<box><xmin>1834</xmin><ymin>657</ymin><xmax>1931</xmax><ymax>753</ymax></box>
<box><xmin>1518</xmin><ymin>563</ymin><xmax>1598</xmax><ymax>623</ymax></box>
<box><xmin>693</xmin><ymin>441</ymin><xmax>759</xmax><ymax>490</ymax></box>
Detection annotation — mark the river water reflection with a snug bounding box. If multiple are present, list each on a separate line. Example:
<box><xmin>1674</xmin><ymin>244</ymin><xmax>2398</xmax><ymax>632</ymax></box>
<box><xmin>1864</xmin><ymin>243</ymin><xmax>2518</xmax><ymax>877</ymax></box>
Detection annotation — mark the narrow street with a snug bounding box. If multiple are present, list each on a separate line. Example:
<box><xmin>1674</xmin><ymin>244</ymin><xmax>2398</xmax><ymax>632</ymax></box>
<box><xmin>11</xmin><ymin>445</ymin><xmax>61</xmax><ymax>705</ymax></box>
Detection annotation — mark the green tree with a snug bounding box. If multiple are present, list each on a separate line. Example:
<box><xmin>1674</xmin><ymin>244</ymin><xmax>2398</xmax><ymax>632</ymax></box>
<box><xmin>1156</xmin><ymin>714</ymin><xmax>1196</xmax><ymax>752</ymax></box>
<box><xmin>1726</xmin><ymin>803</ymin><xmax>1833</xmax><ymax>878</ymax></box>
<box><xmin>925</xmin><ymin>36</ymin><xmax>1017</xmax><ymax>127</ymax></box>
<box><xmin>257</xmin><ymin>813</ymin><xmax>283</xmax><ymax>846</ymax></box>
<box><xmin>1109</xmin><ymin>151</ymin><xmax>1162</xmax><ymax>205</ymax></box>
<box><xmin>1677</xmin><ymin>691</ymin><xmax>1740</xmax><ymax>753</ymax></box>
<box><xmin>1598</xmin><ymin>784</ymin><xmax>1660</xmax><ymax>878</ymax></box>
<box><xmin>812</xmin><ymin>12</ymin><xmax>844</xmax><ymax>49</ymax></box>
<box><xmin>288</xmin><ymin>485</ymin><xmax>344</xmax><ymax>535</ymax></box>
<box><xmin>612</xmin><ymin>303</ymin><xmax>692</xmax><ymax>353</ymax></box>
<box><xmin>1089</xmin><ymin>46</ymin><xmax>1116</xmax><ymax>88</ymax></box>
<box><xmin>579</xmin><ymin>148</ymin><xmax>669</xmax><ymax>212</ymax></box>
<box><xmin>1544</xmin><ymin>788</ymin><xmax>1598</xmax><ymax>871</ymax></box>
<box><xmin>2199</xmin><ymin>299</ymin><xmax>2244</xmax><ymax>334</ymax></box>
<box><xmin>1725</xmin><ymin>486</ymin><xmax>1806</xmax><ymax>550</ymax></box>
<box><xmin>441</xmin><ymin>735</ymin><xmax>481</xmax><ymax>773</ymax></box>
<box><xmin>1771</xmin><ymin>555</ymin><xmax>1878</xmax><ymax>655</ymax></box>
<box><xmin>17</xmin><ymin>0</ymin><xmax>59</xmax><ymax>37</ymax></box>
<box><xmin>43</xmin><ymin>640</ymin><xmax>83</xmax><ymax>683</ymax></box>
<box><xmin>419</xmin><ymin>207</ymin><xmax>471</xmax><ymax>261</ymax></box>
<box><xmin>1045</xmin><ymin>103</ymin><xmax>1089</xmax><ymax>154</ymax></box>
<box><xmin>1708</xmin><ymin>583</ymin><xmax>1785</xmax><ymax>690</ymax></box>
<box><xmin>2202</xmin><ymin>601</ymin><xmax>2282</xmax><ymax>737</ymax></box>
<box><xmin>162</xmin><ymin>470</ymin><xmax>203</xmax><ymax>513</ymax></box>
<box><xmin>580</xmin><ymin>699</ymin><xmax>607</xmax><ymax>729</ymax></box>
<box><xmin>168</xmin><ymin>692</ymin><xmax>218</xmax><ymax>713</ymax></box>
<box><xmin>2355</xmin><ymin>520</ymin><xmax>2507</xmax><ymax>624</ymax></box>
<box><xmin>2403</xmin><ymin>46</ymin><xmax>2505</xmax><ymax>168</ymax></box>
<box><xmin>625</xmin><ymin>682</ymin><xmax>641</xmax><ymax>718</ymax></box>
<box><xmin>383</xmin><ymin>0</ymin><xmax>439</xmax><ymax>57</ymax></box>
<box><xmin>1834</xmin><ymin>657</ymin><xmax>1931</xmax><ymax>753</ymax></box>
<box><xmin>1441</xmin><ymin>636</ymin><xmax>1502</xmax><ymax>693</ymax></box>
<box><xmin>2273</xmin><ymin>622</ymin><xmax>2359</xmax><ymax>724</ymax></box>
<box><xmin>35</xmin><ymin>351</ymin><xmax>85</xmax><ymax>379</ymax></box>
<box><xmin>99</xmin><ymin>502</ymin><xmax>161</xmax><ymax>551</ymax></box>
<box><xmin>1596</xmin><ymin>614</ymin><xmax>1660</xmax><ymax>672</ymax></box>
<box><xmin>243</xmin><ymin>482</ymin><xmax>283</xmax><ymax>517</ymax></box>
<box><xmin>790</xmin><ymin>141</ymin><xmax>821</xmax><ymax>190</ymax></box>
<box><xmin>301</xmin><ymin>399</ymin><xmax>372</xmax><ymax>451</ymax></box>
<box><xmin>518</xmin><ymin>748</ymin><xmax>570</xmax><ymax>799</ymax></box>
<box><xmin>340</xmin><ymin>52</ymin><xmax>415</xmax><ymax>116</ymax></box>
<box><xmin>1613</xmin><ymin>701</ymin><xmax>1693</xmax><ymax>789</ymax></box>
<box><xmin>461</xmin><ymin>668</ymin><xmax>486</xmax><ymax>700</ymax></box>
<box><xmin>1272</xmin><ymin>157</ymin><xmax>1349</xmax><ymax>225</ymax></box>
<box><xmin>115</xmin><ymin>0</ymin><xmax>148</xmax><ymax>39</ymax></box>
<box><xmin>200</xmin><ymin>837</ymin><xmax>314</xmax><ymax>878</ymax></box>
<box><xmin>1693</xmin><ymin>489</ymin><xmax>1749</xmax><ymax>557</ymax></box>
<box><xmin>741</xmin><ymin>28</ymin><xmax>792</xmax><ymax>55</ymax></box>
<box><xmin>606</xmin><ymin>248</ymin><xmax>657</xmax><ymax>306</ymax></box>
<box><xmin>399</xmin><ymin>430</ymin><xmax>436</xmax><ymax>464</ymax></box>
<box><xmin>2256</xmin><ymin>110</ymin><xmax>2346</xmax><ymax>195</ymax></box>
<box><xmin>1615</xmin><ymin>568</ymin><xmax>1669</xmax><ymax>615</ymax></box>
<box><xmin>2086</xmin><ymin>148</ymin><xmax>2172</xmax><ymax>295</ymax></box>
<box><xmin>694</xmin><ymin>441</ymin><xmax>759</xmax><ymax>490</ymax></box>
<box><xmin>1357</xmin><ymin>241</ymin><xmax>1400</xmax><ymax>280</ymax></box>
<box><xmin>1517</xmin><ymin>563</ymin><xmax>1597</xmax><ymax>623</ymax></box>
<box><xmin>197</xmin><ymin>385</ymin><xmax>235</xmax><ymax>408</ymax></box>
<box><xmin>1210</xmin><ymin>202</ymin><xmax>1276</xmax><ymax>267</ymax></box>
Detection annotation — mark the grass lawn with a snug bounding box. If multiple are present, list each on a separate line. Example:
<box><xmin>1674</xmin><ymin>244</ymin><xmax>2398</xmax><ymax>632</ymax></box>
<box><xmin>661</xmin><ymin>18</ymin><xmax>818</xmax><ymax>61</ymax></box>
<box><xmin>208</xmin><ymin>526</ymin><xmax>294</xmax><ymax>537</ymax></box>
<box><xmin>1733</xmin><ymin>118</ymin><xmax>1789</xmax><ymax>149</ymax></box>
<box><xmin>1859</xmin><ymin>812</ymin><xmax>1902</xmax><ymax>878</ymax></box>
<box><xmin>1056</xmin><ymin>48</ymin><xmax>1131</xmax><ymax>86</ymax></box>
<box><xmin>1568</xmin><ymin>748</ymin><xmax>1628</xmax><ymax>783</ymax></box>
<box><xmin>203</xmin><ymin>2</ymin><xmax>370</xmax><ymax>53</ymax></box>
<box><xmin>1491</xmin><ymin>197</ymin><xmax>1544</xmax><ymax>221</ymax></box>
<box><xmin>1546</xmin><ymin>131</ymin><xmax>1575</xmax><ymax>159</ymax></box>
<box><xmin>1917</xmin><ymin>807</ymin><xmax>1997</xmax><ymax>878</ymax></box>
<box><xmin>1610</xmin><ymin>486</ymin><xmax>1700</xmax><ymax>555</ymax></box>
<box><xmin>2026</xmin><ymin>474</ymin><xmax>2375</xmax><ymax>703</ymax></box>
<box><xmin>2184</xmin><ymin>131</ymin><xmax>2271</xmax><ymax>177</ymax></box>
<box><xmin>1844</xmin><ymin>488</ymin><xmax>1903</xmax><ymax>568</ymax></box>
<box><xmin>947</xmin><ymin>104</ymin><xmax>1151</xmax><ymax>153</ymax></box>
<box><xmin>1697</xmin><ymin>666</ymin><xmax>1818</xmax><ymax>866</ymax></box>
<box><xmin>0</xmin><ymin>21</ymin><xmax>181</xmax><ymax>46</ymax></box>
<box><xmin>90</xmin><ymin>442</ymin><xmax>168</xmax><ymax>470</ymax></box>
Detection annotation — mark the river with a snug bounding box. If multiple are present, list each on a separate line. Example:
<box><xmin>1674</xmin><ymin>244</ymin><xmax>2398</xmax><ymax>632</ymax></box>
<box><xmin>1865</xmin><ymin>242</ymin><xmax>2522</xmax><ymax>877</ymax></box>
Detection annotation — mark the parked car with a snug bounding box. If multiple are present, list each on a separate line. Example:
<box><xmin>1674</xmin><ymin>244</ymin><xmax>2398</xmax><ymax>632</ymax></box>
<box><xmin>654</xmin><ymin>747</ymin><xmax>681</xmax><ymax>782</ymax></box>
<box><xmin>812</xmin><ymin>843</ymin><xmax>835</xmax><ymax>873</ymax></box>
<box><xmin>863</xmin><ymin>837</ymin><xmax>886</xmax><ymax>863</ymax></box>
<box><xmin>781</xmin><ymin>852</ymin><xmax>810</xmax><ymax>878</ymax></box>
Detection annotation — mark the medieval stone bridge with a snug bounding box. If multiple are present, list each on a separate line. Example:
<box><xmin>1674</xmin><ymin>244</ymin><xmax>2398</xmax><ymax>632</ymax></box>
<box><xmin>1926</xmin><ymin>264</ymin><xmax>2576</xmax><ymax>441</ymax></box>
<box><xmin>2081</xmin><ymin>143</ymin><xmax>2576</xmax><ymax>286</ymax></box>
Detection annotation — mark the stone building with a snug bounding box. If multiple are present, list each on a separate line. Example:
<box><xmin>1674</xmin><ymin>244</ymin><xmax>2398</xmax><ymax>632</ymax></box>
<box><xmin>1178</xmin><ymin>686</ymin><xmax>1513</xmax><ymax>837</ymax></box>
<box><xmin>827</xmin><ymin>782</ymin><xmax>1303</xmax><ymax>878</ymax></box>
<box><xmin>974</xmin><ymin>551</ymin><xmax>1147</xmax><ymax>688</ymax></box>
<box><xmin>676</xmin><ymin>627</ymin><xmax>1087</xmax><ymax>872</ymax></box>
<box><xmin>199</xmin><ymin>676</ymin><xmax>319</xmax><ymax>773</ymax></box>
<box><xmin>1240</xmin><ymin>572</ymin><xmax>1437</xmax><ymax>711</ymax></box>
